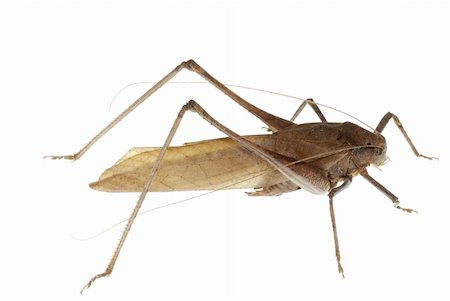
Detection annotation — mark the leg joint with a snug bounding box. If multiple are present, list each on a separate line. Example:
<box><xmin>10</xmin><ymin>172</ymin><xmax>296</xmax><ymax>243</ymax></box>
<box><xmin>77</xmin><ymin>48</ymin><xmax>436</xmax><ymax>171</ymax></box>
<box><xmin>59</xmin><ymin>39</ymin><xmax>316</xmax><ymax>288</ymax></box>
<box><xmin>183</xmin><ymin>99</ymin><xmax>197</xmax><ymax>112</ymax></box>
<box><xmin>183</xmin><ymin>59</ymin><xmax>197</xmax><ymax>71</ymax></box>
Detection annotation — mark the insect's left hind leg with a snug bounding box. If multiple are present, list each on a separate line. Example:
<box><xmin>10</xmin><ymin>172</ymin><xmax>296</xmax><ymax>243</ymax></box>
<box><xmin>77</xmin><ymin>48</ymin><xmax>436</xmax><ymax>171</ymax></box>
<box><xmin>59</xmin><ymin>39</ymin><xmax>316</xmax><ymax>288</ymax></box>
<box><xmin>360</xmin><ymin>169</ymin><xmax>417</xmax><ymax>214</ymax></box>
<box><xmin>375</xmin><ymin>112</ymin><xmax>436</xmax><ymax>160</ymax></box>
<box><xmin>80</xmin><ymin>100</ymin><xmax>191</xmax><ymax>293</ymax></box>
<box><xmin>328</xmin><ymin>177</ymin><xmax>352</xmax><ymax>278</ymax></box>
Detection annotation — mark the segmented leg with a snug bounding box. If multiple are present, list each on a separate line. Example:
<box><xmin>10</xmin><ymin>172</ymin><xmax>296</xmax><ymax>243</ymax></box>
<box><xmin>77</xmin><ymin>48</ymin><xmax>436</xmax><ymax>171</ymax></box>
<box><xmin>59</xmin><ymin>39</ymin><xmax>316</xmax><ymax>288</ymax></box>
<box><xmin>375</xmin><ymin>112</ymin><xmax>436</xmax><ymax>160</ymax></box>
<box><xmin>290</xmin><ymin>98</ymin><xmax>327</xmax><ymax>122</ymax></box>
<box><xmin>360</xmin><ymin>169</ymin><xmax>417</xmax><ymax>214</ymax></box>
<box><xmin>80</xmin><ymin>98</ymin><xmax>189</xmax><ymax>294</ymax></box>
<box><xmin>46</xmin><ymin>60</ymin><xmax>294</xmax><ymax>161</ymax></box>
<box><xmin>328</xmin><ymin>177</ymin><xmax>352</xmax><ymax>278</ymax></box>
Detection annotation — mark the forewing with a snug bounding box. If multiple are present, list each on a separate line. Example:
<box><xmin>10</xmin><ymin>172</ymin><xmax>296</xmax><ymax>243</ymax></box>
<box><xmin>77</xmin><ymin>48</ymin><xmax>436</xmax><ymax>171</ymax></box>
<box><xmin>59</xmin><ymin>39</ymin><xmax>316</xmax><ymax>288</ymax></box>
<box><xmin>90</xmin><ymin>137</ymin><xmax>287</xmax><ymax>192</ymax></box>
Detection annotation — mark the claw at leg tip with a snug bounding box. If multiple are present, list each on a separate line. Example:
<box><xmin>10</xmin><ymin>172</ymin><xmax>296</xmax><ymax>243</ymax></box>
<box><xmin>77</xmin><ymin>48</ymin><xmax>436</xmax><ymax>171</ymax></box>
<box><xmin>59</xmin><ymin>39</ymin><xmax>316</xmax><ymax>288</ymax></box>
<box><xmin>399</xmin><ymin>206</ymin><xmax>418</xmax><ymax>214</ymax></box>
<box><xmin>80</xmin><ymin>279</ymin><xmax>95</xmax><ymax>295</ymax></box>
<box><xmin>420</xmin><ymin>154</ymin><xmax>438</xmax><ymax>161</ymax></box>
<box><xmin>43</xmin><ymin>154</ymin><xmax>76</xmax><ymax>161</ymax></box>
<box><xmin>80</xmin><ymin>272</ymin><xmax>109</xmax><ymax>295</ymax></box>
<box><xmin>393</xmin><ymin>202</ymin><xmax>417</xmax><ymax>214</ymax></box>
<box><xmin>80</xmin><ymin>284</ymin><xmax>89</xmax><ymax>295</ymax></box>
<box><xmin>338</xmin><ymin>265</ymin><xmax>345</xmax><ymax>279</ymax></box>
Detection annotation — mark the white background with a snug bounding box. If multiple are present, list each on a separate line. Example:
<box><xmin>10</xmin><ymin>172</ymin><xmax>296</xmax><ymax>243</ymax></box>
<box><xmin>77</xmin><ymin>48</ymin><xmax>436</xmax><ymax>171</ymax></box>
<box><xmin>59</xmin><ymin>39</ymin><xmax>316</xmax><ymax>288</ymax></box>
<box><xmin>1</xmin><ymin>1</ymin><xmax>448</xmax><ymax>300</ymax></box>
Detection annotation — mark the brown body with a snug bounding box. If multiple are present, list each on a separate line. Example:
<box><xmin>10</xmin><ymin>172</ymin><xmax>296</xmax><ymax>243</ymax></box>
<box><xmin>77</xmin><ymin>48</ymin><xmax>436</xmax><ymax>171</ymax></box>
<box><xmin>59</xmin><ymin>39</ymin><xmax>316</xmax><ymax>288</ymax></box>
<box><xmin>90</xmin><ymin>121</ymin><xmax>386</xmax><ymax>196</ymax></box>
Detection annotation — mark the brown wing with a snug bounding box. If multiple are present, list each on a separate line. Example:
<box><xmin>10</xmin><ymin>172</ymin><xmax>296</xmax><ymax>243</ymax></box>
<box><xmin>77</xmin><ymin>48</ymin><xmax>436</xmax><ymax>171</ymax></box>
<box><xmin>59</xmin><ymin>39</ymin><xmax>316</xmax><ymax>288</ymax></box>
<box><xmin>89</xmin><ymin>137</ymin><xmax>287</xmax><ymax>192</ymax></box>
<box><xmin>90</xmin><ymin>123</ymin><xmax>353</xmax><ymax>193</ymax></box>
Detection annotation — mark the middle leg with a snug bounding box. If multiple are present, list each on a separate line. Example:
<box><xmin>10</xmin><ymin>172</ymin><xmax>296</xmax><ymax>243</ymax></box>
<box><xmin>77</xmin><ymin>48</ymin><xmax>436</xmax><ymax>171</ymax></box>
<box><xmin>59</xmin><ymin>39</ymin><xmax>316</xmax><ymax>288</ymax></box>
<box><xmin>328</xmin><ymin>177</ymin><xmax>352</xmax><ymax>278</ymax></box>
<box><xmin>290</xmin><ymin>98</ymin><xmax>327</xmax><ymax>122</ymax></box>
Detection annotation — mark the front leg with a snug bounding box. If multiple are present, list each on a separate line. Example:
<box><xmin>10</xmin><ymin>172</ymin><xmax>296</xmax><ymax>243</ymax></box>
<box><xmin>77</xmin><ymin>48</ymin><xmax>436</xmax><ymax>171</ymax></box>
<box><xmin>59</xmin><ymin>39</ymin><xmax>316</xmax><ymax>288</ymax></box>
<box><xmin>360</xmin><ymin>169</ymin><xmax>417</xmax><ymax>214</ymax></box>
<box><xmin>375</xmin><ymin>112</ymin><xmax>436</xmax><ymax>160</ymax></box>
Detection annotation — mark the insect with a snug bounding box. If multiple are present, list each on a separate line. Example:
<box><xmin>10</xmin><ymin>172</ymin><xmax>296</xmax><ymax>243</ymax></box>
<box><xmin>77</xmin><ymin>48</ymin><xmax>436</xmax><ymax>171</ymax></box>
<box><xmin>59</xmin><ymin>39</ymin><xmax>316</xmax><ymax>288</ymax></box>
<box><xmin>47</xmin><ymin>59</ymin><xmax>436</xmax><ymax>293</ymax></box>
